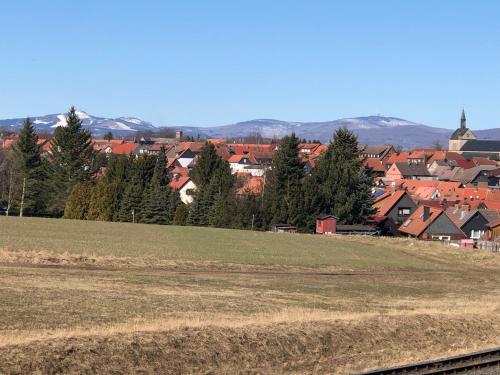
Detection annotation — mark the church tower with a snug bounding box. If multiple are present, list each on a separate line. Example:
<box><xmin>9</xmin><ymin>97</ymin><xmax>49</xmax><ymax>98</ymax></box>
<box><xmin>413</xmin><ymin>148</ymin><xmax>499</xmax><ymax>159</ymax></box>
<box><xmin>448</xmin><ymin>109</ymin><xmax>476</xmax><ymax>151</ymax></box>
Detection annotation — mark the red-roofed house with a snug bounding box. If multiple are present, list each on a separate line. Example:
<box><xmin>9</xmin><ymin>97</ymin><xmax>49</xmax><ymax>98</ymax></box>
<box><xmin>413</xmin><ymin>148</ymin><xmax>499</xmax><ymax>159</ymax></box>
<box><xmin>169</xmin><ymin>176</ymin><xmax>196</xmax><ymax>204</ymax></box>
<box><xmin>398</xmin><ymin>206</ymin><xmax>465</xmax><ymax>240</ymax></box>
<box><xmin>373</xmin><ymin>190</ymin><xmax>417</xmax><ymax>225</ymax></box>
<box><xmin>237</xmin><ymin>176</ymin><xmax>264</xmax><ymax>196</ymax></box>
<box><xmin>228</xmin><ymin>153</ymin><xmax>266</xmax><ymax>176</ymax></box>
<box><xmin>109</xmin><ymin>143</ymin><xmax>139</xmax><ymax>155</ymax></box>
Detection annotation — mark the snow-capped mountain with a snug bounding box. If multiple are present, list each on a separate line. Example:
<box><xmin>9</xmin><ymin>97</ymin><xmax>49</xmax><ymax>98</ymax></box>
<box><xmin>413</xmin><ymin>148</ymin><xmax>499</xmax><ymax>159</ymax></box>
<box><xmin>177</xmin><ymin>116</ymin><xmax>455</xmax><ymax>148</ymax></box>
<box><xmin>2</xmin><ymin>112</ymin><xmax>498</xmax><ymax>148</ymax></box>
<box><xmin>0</xmin><ymin>111</ymin><xmax>157</xmax><ymax>136</ymax></box>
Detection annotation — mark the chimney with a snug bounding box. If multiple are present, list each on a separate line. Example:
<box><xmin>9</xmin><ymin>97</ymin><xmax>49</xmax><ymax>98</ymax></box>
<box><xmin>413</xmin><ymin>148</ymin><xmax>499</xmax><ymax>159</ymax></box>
<box><xmin>423</xmin><ymin>206</ymin><xmax>431</xmax><ymax>221</ymax></box>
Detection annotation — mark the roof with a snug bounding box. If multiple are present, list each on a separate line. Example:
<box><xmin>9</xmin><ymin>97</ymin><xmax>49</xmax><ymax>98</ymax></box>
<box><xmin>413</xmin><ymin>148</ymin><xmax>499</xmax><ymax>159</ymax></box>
<box><xmin>460</xmin><ymin>140</ymin><xmax>500</xmax><ymax>152</ymax></box>
<box><xmin>478</xmin><ymin>209</ymin><xmax>500</xmax><ymax>224</ymax></box>
<box><xmin>385</xmin><ymin>152</ymin><xmax>411</xmax><ymax>166</ymax></box>
<box><xmin>170</xmin><ymin>166</ymin><xmax>189</xmax><ymax>176</ymax></box>
<box><xmin>376</xmin><ymin>190</ymin><xmax>409</xmax><ymax>216</ymax></box>
<box><xmin>169</xmin><ymin>176</ymin><xmax>192</xmax><ymax>190</ymax></box>
<box><xmin>110</xmin><ymin>143</ymin><xmax>138</xmax><ymax>155</ymax></box>
<box><xmin>361</xmin><ymin>145</ymin><xmax>393</xmax><ymax>156</ymax></box>
<box><xmin>482</xmin><ymin>200</ymin><xmax>500</xmax><ymax>210</ymax></box>
<box><xmin>393</xmin><ymin>162</ymin><xmax>431</xmax><ymax>177</ymax></box>
<box><xmin>363</xmin><ymin>158</ymin><xmax>385</xmax><ymax>172</ymax></box>
<box><xmin>176</xmin><ymin>142</ymin><xmax>206</xmax><ymax>154</ymax></box>
<box><xmin>298</xmin><ymin>143</ymin><xmax>321</xmax><ymax>151</ymax></box>
<box><xmin>450</xmin><ymin>127</ymin><xmax>471</xmax><ymax>140</ymax></box>
<box><xmin>398</xmin><ymin>206</ymin><xmax>446</xmax><ymax>237</ymax></box>
<box><xmin>228</xmin><ymin>153</ymin><xmax>258</xmax><ymax>164</ymax></box>
<box><xmin>471</xmin><ymin>157</ymin><xmax>497</xmax><ymax>166</ymax></box>
<box><xmin>237</xmin><ymin>176</ymin><xmax>264</xmax><ymax>195</ymax></box>
<box><xmin>207</xmin><ymin>138</ymin><xmax>226</xmax><ymax>144</ymax></box>
<box><xmin>445</xmin><ymin>207</ymin><xmax>477</xmax><ymax>228</ymax></box>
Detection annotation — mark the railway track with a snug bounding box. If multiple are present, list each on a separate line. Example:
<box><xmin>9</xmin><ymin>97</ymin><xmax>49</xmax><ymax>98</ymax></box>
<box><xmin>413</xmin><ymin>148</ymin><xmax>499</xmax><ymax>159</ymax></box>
<box><xmin>359</xmin><ymin>347</ymin><xmax>500</xmax><ymax>374</ymax></box>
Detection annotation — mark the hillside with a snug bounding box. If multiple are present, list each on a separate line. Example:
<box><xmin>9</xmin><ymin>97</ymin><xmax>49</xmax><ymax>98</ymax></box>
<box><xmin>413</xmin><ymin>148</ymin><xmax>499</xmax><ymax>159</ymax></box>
<box><xmin>0</xmin><ymin>110</ymin><xmax>157</xmax><ymax>137</ymax></box>
<box><xmin>0</xmin><ymin>217</ymin><xmax>499</xmax><ymax>374</ymax></box>
<box><xmin>3</xmin><ymin>111</ymin><xmax>500</xmax><ymax>148</ymax></box>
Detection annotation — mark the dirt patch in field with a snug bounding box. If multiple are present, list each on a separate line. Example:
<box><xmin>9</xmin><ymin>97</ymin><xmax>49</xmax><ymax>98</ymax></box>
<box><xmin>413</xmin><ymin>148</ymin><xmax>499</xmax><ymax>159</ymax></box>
<box><xmin>0</xmin><ymin>314</ymin><xmax>498</xmax><ymax>375</ymax></box>
<box><xmin>0</xmin><ymin>248</ymin><xmax>293</xmax><ymax>273</ymax></box>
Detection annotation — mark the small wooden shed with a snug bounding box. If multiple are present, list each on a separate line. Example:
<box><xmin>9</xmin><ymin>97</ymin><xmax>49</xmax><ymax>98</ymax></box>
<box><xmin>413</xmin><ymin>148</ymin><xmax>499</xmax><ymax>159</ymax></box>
<box><xmin>316</xmin><ymin>214</ymin><xmax>338</xmax><ymax>234</ymax></box>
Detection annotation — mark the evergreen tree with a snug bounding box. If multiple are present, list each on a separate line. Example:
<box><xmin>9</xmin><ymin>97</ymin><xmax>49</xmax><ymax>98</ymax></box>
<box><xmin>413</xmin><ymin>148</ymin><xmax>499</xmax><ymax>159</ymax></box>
<box><xmin>104</xmin><ymin>131</ymin><xmax>113</xmax><ymax>141</ymax></box>
<box><xmin>141</xmin><ymin>148</ymin><xmax>171</xmax><ymax>224</ymax></box>
<box><xmin>188</xmin><ymin>142</ymin><xmax>235</xmax><ymax>227</ymax></box>
<box><xmin>190</xmin><ymin>142</ymin><xmax>222</xmax><ymax>188</ymax></box>
<box><xmin>87</xmin><ymin>181</ymin><xmax>119</xmax><ymax>221</ymax></box>
<box><xmin>167</xmin><ymin>189</ymin><xmax>182</xmax><ymax>223</ymax></box>
<box><xmin>12</xmin><ymin>118</ymin><xmax>46</xmax><ymax>215</ymax></box>
<box><xmin>118</xmin><ymin>155</ymin><xmax>156</xmax><ymax>222</ymax></box>
<box><xmin>308</xmin><ymin>128</ymin><xmax>375</xmax><ymax>225</ymax></box>
<box><xmin>47</xmin><ymin>107</ymin><xmax>96</xmax><ymax>215</ymax></box>
<box><xmin>234</xmin><ymin>194</ymin><xmax>264</xmax><ymax>230</ymax></box>
<box><xmin>64</xmin><ymin>181</ymin><xmax>94</xmax><ymax>219</ymax></box>
<box><xmin>173</xmin><ymin>203</ymin><xmax>189</xmax><ymax>225</ymax></box>
<box><xmin>105</xmin><ymin>154</ymin><xmax>132</xmax><ymax>221</ymax></box>
<box><xmin>262</xmin><ymin>133</ymin><xmax>305</xmax><ymax>228</ymax></box>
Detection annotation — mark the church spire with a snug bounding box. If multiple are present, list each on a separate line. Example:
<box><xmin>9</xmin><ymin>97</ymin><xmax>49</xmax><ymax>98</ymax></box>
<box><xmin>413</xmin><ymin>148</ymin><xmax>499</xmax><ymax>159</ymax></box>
<box><xmin>461</xmin><ymin>109</ymin><xmax>467</xmax><ymax>129</ymax></box>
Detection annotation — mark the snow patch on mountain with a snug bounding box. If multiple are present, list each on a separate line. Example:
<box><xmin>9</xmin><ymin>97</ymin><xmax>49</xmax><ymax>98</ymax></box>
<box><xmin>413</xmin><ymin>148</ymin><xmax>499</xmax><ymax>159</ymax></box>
<box><xmin>52</xmin><ymin>115</ymin><xmax>68</xmax><ymax>128</ymax></box>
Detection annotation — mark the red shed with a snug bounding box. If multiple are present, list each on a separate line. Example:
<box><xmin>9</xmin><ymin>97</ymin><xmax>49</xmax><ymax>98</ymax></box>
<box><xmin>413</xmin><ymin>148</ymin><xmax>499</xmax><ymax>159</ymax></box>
<box><xmin>316</xmin><ymin>214</ymin><xmax>338</xmax><ymax>234</ymax></box>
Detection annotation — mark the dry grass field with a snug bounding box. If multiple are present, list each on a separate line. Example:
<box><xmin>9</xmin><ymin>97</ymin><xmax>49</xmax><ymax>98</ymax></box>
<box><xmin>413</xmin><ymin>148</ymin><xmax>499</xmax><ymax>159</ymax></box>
<box><xmin>0</xmin><ymin>216</ymin><xmax>499</xmax><ymax>374</ymax></box>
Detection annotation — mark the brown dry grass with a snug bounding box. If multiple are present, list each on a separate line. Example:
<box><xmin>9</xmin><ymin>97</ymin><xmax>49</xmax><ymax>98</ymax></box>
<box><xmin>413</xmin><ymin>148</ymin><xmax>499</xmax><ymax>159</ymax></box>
<box><xmin>0</xmin><ymin>315</ymin><xmax>498</xmax><ymax>375</ymax></box>
<box><xmin>0</xmin><ymin>217</ymin><xmax>499</xmax><ymax>373</ymax></box>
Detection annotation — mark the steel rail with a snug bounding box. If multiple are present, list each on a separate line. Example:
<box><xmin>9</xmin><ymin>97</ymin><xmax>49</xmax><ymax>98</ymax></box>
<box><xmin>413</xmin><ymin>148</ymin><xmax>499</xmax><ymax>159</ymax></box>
<box><xmin>358</xmin><ymin>347</ymin><xmax>500</xmax><ymax>374</ymax></box>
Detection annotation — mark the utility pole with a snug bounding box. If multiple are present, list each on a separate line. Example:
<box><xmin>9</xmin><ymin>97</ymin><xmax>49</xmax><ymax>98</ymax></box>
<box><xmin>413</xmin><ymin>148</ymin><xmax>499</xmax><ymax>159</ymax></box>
<box><xmin>19</xmin><ymin>177</ymin><xmax>26</xmax><ymax>217</ymax></box>
<box><xmin>251</xmin><ymin>214</ymin><xmax>255</xmax><ymax>231</ymax></box>
<box><xmin>132</xmin><ymin>209</ymin><xmax>135</xmax><ymax>224</ymax></box>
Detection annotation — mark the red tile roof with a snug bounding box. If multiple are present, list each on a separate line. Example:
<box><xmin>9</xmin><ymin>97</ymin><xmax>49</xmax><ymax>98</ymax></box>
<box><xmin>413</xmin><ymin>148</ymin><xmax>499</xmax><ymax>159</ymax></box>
<box><xmin>169</xmin><ymin>176</ymin><xmax>191</xmax><ymax>190</ymax></box>
<box><xmin>398</xmin><ymin>206</ymin><xmax>446</xmax><ymax>237</ymax></box>
<box><xmin>376</xmin><ymin>190</ymin><xmax>409</xmax><ymax>216</ymax></box>
<box><xmin>110</xmin><ymin>143</ymin><xmax>138</xmax><ymax>155</ymax></box>
<box><xmin>237</xmin><ymin>176</ymin><xmax>264</xmax><ymax>195</ymax></box>
<box><xmin>364</xmin><ymin>158</ymin><xmax>385</xmax><ymax>172</ymax></box>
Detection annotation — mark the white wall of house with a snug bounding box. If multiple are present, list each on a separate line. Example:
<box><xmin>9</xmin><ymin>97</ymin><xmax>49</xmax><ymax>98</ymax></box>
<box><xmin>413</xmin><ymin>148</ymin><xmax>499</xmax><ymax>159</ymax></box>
<box><xmin>178</xmin><ymin>157</ymin><xmax>194</xmax><ymax>168</ymax></box>
<box><xmin>230</xmin><ymin>163</ymin><xmax>266</xmax><ymax>176</ymax></box>
<box><xmin>179</xmin><ymin>180</ymin><xmax>197</xmax><ymax>204</ymax></box>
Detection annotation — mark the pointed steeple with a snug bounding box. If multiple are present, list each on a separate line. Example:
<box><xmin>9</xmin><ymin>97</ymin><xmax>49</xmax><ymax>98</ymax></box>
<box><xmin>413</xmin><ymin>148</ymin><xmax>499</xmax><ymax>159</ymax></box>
<box><xmin>460</xmin><ymin>109</ymin><xmax>467</xmax><ymax>130</ymax></box>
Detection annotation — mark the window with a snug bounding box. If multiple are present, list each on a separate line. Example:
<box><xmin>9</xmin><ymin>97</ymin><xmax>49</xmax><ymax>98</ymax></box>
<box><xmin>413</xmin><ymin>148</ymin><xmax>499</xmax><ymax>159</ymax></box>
<box><xmin>431</xmin><ymin>235</ymin><xmax>450</xmax><ymax>241</ymax></box>
<box><xmin>398</xmin><ymin>207</ymin><xmax>412</xmax><ymax>216</ymax></box>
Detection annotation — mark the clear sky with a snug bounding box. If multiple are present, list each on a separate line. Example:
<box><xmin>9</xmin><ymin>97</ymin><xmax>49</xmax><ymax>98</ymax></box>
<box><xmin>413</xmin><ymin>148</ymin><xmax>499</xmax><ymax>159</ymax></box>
<box><xmin>1</xmin><ymin>0</ymin><xmax>499</xmax><ymax>129</ymax></box>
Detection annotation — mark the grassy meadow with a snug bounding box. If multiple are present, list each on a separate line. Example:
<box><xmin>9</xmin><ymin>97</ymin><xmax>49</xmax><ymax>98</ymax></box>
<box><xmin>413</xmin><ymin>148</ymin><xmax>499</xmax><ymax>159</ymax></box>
<box><xmin>0</xmin><ymin>216</ymin><xmax>499</xmax><ymax>374</ymax></box>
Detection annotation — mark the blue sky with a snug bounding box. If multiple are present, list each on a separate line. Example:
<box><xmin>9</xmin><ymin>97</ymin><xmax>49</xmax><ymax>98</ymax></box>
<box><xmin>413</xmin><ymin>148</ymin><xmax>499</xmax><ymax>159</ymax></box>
<box><xmin>1</xmin><ymin>1</ymin><xmax>499</xmax><ymax>129</ymax></box>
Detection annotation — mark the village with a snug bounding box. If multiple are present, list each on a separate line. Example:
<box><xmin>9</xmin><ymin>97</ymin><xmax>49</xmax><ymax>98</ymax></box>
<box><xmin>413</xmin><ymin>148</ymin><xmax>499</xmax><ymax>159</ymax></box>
<box><xmin>2</xmin><ymin>110</ymin><xmax>500</xmax><ymax>247</ymax></box>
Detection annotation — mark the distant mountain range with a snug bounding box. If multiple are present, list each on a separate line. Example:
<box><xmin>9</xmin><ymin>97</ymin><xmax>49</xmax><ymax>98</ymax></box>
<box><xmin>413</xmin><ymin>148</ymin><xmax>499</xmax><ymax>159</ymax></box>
<box><xmin>0</xmin><ymin>111</ymin><xmax>157</xmax><ymax>137</ymax></box>
<box><xmin>1</xmin><ymin>111</ymin><xmax>499</xmax><ymax>149</ymax></box>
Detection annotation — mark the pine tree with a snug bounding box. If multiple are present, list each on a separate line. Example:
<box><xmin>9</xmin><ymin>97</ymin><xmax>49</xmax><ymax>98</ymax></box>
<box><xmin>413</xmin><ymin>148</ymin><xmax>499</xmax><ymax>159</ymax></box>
<box><xmin>104</xmin><ymin>131</ymin><xmax>113</xmax><ymax>141</ymax></box>
<box><xmin>310</xmin><ymin>128</ymin><xmax>375</xmax><ymax>225</ymax></box>
<box><xmin>118</xmin><ymin>155</ymin><xmax>156</xmax><ymax>222</ymax></box>
<box><xmin>64</xmin><ymin>181</ymin><xmax>94</xmax><ymax>219</ymax></box>
<box><xmin>188</xmin><ymin>142</ymin><xmax>235</xmax><ymax>227</ymax></box>
<box><xmin>47</xmin><ymin>107</ymin><xmax>96</xmax><ymax>215</ymax></box>
<box><xmin>141</xmin><ymin>148</ymin><xmax>171</xmax><ymax>224</ymax></box>
<box><xmin>104</xmin><ymin>154</ymin><xmax>132</xmax><ymax>221</ymax></box>
<box><xmin>87</xmin><ymin>181</ymin><xmax>119</xmax><ymax>221</ymax></box>
<box><xmin>262</xmin><ymin>133</ymin><xmax>304</xmax><ymax>228</ymax></box>
<box><xmin>190</xmin><ymin>142</ymin><xmax>222</xmax><ymax>188</ymax></box>
<box><xmin>12</xmin><ymin>118</ymin><xmax>46</xmax><ymax>215</ymax></box>
<box><xmin>173</xmin><ymin>203</ymin><xmax>189</xmax><ymax>225</ymax></box>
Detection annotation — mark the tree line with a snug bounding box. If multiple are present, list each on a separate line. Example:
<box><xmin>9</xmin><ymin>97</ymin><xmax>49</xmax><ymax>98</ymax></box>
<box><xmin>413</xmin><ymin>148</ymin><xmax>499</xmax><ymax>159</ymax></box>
<box><xmin>0</xmin><ymin>107</ymin><xmax>374</xmax><ymax>231</ymax></box>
